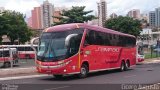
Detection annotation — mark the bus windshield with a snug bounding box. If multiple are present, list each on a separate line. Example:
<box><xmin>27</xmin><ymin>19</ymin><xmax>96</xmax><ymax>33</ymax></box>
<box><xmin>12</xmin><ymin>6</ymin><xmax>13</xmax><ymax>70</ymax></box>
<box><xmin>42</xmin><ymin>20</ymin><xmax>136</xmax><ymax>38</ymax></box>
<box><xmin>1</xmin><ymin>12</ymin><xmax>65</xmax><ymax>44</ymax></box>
<box><xmin>37</xmin><ymin>28</ymin><xmax>84</xmax><ymax>62</ymax></box>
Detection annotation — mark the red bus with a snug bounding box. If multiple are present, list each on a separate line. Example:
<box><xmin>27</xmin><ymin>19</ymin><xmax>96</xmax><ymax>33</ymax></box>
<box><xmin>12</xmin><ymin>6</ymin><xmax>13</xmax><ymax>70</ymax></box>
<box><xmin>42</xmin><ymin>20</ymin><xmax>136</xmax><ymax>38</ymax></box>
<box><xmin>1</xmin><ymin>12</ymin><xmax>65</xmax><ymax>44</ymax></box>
<box><xmin>0</xmin><ymin>45</ymin><xmax>37</xmax><ymax>59</ymax></box>
<box><xmin>35</xmin><ymin>23</ymin><xmax>136</xmax><ymax>78</ymax></box>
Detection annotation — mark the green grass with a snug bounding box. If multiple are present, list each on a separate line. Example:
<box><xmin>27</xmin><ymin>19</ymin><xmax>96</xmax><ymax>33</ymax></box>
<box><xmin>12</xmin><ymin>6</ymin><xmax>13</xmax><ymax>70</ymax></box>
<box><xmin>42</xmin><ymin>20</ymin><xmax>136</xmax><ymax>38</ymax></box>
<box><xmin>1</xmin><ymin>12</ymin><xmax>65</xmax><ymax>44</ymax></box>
<box><xmin>145</xmin><ymin>53</ymin><xmax>160</xmax><ymax>59</ymax></box>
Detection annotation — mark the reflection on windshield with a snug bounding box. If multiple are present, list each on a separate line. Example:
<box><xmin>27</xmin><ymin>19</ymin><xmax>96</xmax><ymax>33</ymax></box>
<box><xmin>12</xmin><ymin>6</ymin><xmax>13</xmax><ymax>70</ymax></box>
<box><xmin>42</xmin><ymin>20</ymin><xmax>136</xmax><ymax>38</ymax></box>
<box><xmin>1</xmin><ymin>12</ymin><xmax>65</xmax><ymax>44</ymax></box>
<box><xmin>37</xmin><ymin>28</ymin><xmax>84</xmax><ymax>62</ymax></box>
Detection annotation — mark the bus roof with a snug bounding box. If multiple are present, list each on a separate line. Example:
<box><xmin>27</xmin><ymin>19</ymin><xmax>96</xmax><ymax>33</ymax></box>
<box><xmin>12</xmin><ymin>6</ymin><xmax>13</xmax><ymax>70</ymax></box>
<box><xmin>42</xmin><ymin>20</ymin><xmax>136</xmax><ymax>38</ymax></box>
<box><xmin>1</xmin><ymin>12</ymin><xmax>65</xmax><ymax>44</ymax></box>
<box><xmin>44</xmin><ymin>23</ymin><xmax>135</xmax><ymax>38</ymax></box>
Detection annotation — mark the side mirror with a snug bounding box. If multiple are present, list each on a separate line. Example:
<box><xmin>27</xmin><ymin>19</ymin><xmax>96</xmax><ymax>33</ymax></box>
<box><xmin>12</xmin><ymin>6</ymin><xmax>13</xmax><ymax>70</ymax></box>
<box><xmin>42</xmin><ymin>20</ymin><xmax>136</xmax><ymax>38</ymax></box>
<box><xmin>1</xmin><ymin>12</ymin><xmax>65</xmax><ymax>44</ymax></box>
<box><xmin>31</xmin><ymin>37</ymin><xmax>39</xmax><ymax>46</ymax></box>
<box><xmin>30</xmin><ymin>37</ymin><xmax>39</xmax><ymax>61</ymax></box>
<box><xmin>65</xmin><ymin>34</ymin><xmax>78</xmax><ymax>47</ymax></box>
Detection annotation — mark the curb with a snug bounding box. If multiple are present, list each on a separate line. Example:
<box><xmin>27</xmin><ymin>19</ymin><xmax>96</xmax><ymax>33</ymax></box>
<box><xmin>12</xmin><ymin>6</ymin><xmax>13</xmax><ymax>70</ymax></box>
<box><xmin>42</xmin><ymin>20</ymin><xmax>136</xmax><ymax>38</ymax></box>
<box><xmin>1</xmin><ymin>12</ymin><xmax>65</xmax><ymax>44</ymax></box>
<box><xmin>0</xmin><ymin>67</ymin><xmax>37</xmax><ymax>76</ymax></box>
<box><xmin>141</xmin><ymin>59</ymin><xmax>160</xmax><ymax>64</ymax></box>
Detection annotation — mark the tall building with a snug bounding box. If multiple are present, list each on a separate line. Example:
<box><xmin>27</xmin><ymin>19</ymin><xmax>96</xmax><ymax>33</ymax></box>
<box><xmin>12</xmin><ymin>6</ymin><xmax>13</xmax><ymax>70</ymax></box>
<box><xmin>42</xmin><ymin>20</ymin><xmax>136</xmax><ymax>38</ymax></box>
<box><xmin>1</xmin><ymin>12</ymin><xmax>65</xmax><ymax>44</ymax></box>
<box><xmin>140</xmin><ymin>13</ymin><xmax>149</xmax><ymax>22</ymax></box>
<box><xmin>149</xmin><ymin>11</ymin><xmax>156</xmax><ymax>28</ymax></box>
<box><xmin>110</xmin><ymin>13</ymin><xmax>118</xmax><ymax>19</ymax></box>
<box><xmin>27</xmin><ymin>17</ymin><xmax>32</xmax><ymax>28</ymax></box>
<box><xmin>53</xmin><ymin>11</ymin><xmax>61</xmax><ymax>23</ymax></box>
<box><xmin>155</xmin><ymin>7</ymin><xmax>160</xmax><ymax>28</ymax></box>
<box><xmin>97</xmin><ymin>0</ymin><xmax>107</xmax><ymax>27</ymax></box>
<box><xmin>149</xmin><ymin>7</ymin><xmax>160</xmax><ymax>28</ymax></box>
<box><xmin>0</xmin><ymin>7</ymin><xmax>5</xmax><ymax>15</ymax></box>
<box><xmin>29</xmin><ymin>0</ymin><xmax>54</xmax><ymax>29</ymax></box>
<box><xmin>41</xmin><ymin>0</ymin><xmax>54</xmax><ymax>28</ymax></box>
<box><xmin>127</xmin><ymin>9</ymin><xmax>140</xmax><ymax>19</ymax></box>
<box><xmin>53</xmin><ymin>7</ymin><xmax>70</xmax><ymax>24</ymax></box>
<box><xmin>31</xmin><ymin>7</ymin><xmax>42</xmax><ymax>29</ymax></box>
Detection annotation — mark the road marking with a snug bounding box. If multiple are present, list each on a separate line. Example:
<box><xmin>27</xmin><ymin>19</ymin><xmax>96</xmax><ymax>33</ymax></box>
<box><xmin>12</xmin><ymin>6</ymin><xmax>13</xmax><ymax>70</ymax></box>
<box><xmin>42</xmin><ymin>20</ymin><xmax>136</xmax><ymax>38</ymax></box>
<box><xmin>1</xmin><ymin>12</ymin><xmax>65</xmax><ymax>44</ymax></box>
<box><xmin>124</xmin><ymin>75</ymin><xmax>136</xmax><ymax>78</ymax></box>
<box><xmin>44</xmin><ymin>86</ymin><xmax>70</xmax><ymax>90</ymax></box>
<box><xmin>0</xmin><ymin>74</ymin><xmax>48</xmax><ymax>81</ymax></box>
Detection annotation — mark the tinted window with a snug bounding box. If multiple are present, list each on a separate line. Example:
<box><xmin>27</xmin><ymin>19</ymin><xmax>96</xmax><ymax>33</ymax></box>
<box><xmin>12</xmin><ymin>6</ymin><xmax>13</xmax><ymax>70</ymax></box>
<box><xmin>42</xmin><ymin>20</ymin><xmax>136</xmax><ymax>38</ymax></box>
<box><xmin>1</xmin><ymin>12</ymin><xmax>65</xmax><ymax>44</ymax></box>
<box><xmin>85</xmin><ymin>29</ymin><xmax>136</xmax><ymax>47</ymax></box>
<box><xmin>125</xmin><ymin>37</ymin><xmax>136</xmax><ymax>47</ymax></box>
<box><xmin>0</xmin><ymin>51</ymin><xmax>10</xmax><ymax>57</ymax></box>
<box><xmin>85</xmin><ymin>30</ymin><xmax>96</xmax><ymax>45</ymax></box>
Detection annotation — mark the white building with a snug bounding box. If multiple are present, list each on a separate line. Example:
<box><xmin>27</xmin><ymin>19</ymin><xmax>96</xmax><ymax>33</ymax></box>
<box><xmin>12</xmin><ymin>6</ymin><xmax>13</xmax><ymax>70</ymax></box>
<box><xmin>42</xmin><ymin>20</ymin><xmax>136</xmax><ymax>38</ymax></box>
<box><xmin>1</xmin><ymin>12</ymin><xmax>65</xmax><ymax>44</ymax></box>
<box><xmin>140</xmin><ymin>28</ymin><xmax>160</xmax><ymax>45</ymax></box>
<box><xmin>149</xmin><ymin>11</ymin><xmax>156</xmax><ymax>28</ymax></box>
<box><xmin>110</xmin><ymin>13</ymin><xmax>118</xmax><ymax>19</ymax></box>
<box><xmin>149</xmin><ymin>7</ymin><xmax>160</xmax><ymax>28</ymax></box>
<box><xmin>155</xmin><ymin>7</ymin><xmax>160</xmax><ymax>28</ymax></box>
<box><xmin>127</xmin><ymin>9</ymin><xmax>140</xmax><ymax>19</ymax></box>
<box><xmin>0</xmin><ymin>7</ymin><xmax>5</xmax><ymax>15</ymax></box>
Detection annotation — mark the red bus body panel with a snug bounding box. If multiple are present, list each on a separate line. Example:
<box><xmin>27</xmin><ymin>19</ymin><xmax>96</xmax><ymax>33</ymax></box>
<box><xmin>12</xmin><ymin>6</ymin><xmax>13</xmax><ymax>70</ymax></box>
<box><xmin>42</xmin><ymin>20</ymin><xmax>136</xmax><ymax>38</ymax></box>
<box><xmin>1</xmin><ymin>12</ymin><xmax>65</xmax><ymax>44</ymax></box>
<box><xmin>37</xmin><ymin>23</ymin><xmax>136</xmax><ymax>75</ymax></box>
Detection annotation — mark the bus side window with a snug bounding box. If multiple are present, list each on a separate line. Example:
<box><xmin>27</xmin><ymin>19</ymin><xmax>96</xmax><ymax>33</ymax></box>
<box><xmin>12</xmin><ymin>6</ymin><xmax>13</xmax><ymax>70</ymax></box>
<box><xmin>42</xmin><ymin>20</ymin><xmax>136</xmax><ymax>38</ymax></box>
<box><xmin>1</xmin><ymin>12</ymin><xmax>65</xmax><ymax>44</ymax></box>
<box><xmin>118</xmin><ymin>36</ymin><xmax>124</xmax><ymax>47</ymax></box>
<box><xmin>84</xmin><ymin>30</ymin><xmax>93</xmax><ymax>45</ymax></box>
<box><xmin>125</xmin><ymin>37</ymin><xmax>136</xmax><ymax>47</ymax></box>
<box><xmin>0</xmin><ymin>51</ymin><xmax>2</xmax><ymax>57</ymax></box>
<box><xmin>95</xmin><ymin>31</ymin><xmax>103</xmax><ymax>45</ymax></box>
<box><xmin>3</xmin><ymin>51</ymin><xmax>9</xmax><ymax>57</ymax></box>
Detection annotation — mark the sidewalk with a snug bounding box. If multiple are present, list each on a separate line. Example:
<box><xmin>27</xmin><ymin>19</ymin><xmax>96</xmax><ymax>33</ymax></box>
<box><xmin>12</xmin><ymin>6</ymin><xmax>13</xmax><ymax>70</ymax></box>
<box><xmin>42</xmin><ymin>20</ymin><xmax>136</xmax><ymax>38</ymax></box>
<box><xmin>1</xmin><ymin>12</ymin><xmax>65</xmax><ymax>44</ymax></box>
<box><xmin>0</xmin><ymin>58</ymin><xmax>160</xmax><ymax>77</ymax></box>
<box><xmin>0</xmin><ymin>67</ymin><xmax>37</xmax><ymax>76</ymax></box>
<box><xmin>140</xmin><ymin>58</ymin><xmax>160</xmax><ymax>64</ymax></box>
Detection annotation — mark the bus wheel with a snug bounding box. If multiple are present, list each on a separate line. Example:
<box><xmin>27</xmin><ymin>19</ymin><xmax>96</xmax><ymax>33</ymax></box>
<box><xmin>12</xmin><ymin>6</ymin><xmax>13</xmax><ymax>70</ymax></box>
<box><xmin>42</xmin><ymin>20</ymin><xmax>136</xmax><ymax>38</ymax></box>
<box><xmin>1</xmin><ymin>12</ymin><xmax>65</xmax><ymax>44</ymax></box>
<box><xmin>53</xmin><ymin>75</ymin><xmax>63</xmax><ymax>79</ymax></box>
<box><xmin>125</xmin><ymin>61</ymin><xmax>130</xmax><ymax>71</ymax></box>
<box><xmin>4</xmin><ymin>62</ymin><xmax>11</xmax><ymax>68</ymax></box>
<box><xmin>78</xmin><ymin>64</ymin><xmax>88</xmax><ymax>78</ymax></box>
<box><xmin>120</xmin><ymin>61</ymin><xmax>125</xmax><ymax>72</ymax></box>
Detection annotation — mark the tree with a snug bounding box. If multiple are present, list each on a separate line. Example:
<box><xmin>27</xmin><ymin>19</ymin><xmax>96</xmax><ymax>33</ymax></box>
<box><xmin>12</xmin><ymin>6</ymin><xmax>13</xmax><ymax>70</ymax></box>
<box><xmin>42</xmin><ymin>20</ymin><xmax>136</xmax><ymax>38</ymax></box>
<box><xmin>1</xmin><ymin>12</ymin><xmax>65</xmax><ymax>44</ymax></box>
<box><xmin>0</xmin><ymin>10</ymin><xmax>33</xmax><ymax>44</ymax></box>
<box><xmin>104</xmin><ymin>16</ymin><xmax>142</xmax><ymax>37</ymax></box>
<box><xmin>53</xmin><ymin>6</ymin><xmax>96</xmax><ymax>25</ymax></box>
<box><xmin>0</xmin><ymin>15</ymin><xmax>7</xmax><ymax>44</ymax></box>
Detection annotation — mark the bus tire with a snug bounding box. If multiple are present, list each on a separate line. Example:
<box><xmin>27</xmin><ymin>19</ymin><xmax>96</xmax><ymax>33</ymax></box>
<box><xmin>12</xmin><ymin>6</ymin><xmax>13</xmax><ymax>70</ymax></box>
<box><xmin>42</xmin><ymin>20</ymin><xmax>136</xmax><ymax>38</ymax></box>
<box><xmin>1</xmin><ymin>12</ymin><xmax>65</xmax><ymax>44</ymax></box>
<box><xmin>53</xmin><ymin>75</ymin><xmax>63</xmax><ymax>79</ymax></box>
<box><xmin>125</xmin><ymin>60</ymin><xmax>130</xmax><ymax>71</ymax></box>
<box><xmin>120</xmin><ymin>61</ymin><xmax>125</xmax><ymax>72</ymax></box>
<box><xmin>4</xmin><ymin>62</ymin><xmax>11</xmax><ymax>68</ymax></box>
<box><xmin>78</xmin><ymin>64</ymin><xmax>88</xmax><ymax>78</ymax></box>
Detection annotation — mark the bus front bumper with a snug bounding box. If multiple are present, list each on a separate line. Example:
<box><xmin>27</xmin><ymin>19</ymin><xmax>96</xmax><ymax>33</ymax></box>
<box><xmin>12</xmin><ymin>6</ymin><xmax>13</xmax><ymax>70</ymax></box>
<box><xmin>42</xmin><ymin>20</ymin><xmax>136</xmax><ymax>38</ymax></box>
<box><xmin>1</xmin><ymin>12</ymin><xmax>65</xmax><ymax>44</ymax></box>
<box><xmin>36</xmin><ymin>60</ymin><xmax>79</xmax><ymax>75</ymax></box>
<box><xmin>37</xmin><ymin>66</ymin><xmax>68</xmax><ymax>75</ymax></box>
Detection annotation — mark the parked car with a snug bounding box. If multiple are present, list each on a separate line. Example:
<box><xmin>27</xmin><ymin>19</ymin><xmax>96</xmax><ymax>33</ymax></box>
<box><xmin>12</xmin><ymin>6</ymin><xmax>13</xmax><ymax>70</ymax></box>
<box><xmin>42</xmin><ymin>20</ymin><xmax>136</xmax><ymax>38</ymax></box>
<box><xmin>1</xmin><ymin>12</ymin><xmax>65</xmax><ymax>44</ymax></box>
<box><xmin>137</xmin><ymin>54</ymin><xmax>145</xmax><ymax>63</ymax></box>
<box><xmin>153</xmin><ymin>48</ymin><xmax>160</xmax><ymax>52</ymax></box>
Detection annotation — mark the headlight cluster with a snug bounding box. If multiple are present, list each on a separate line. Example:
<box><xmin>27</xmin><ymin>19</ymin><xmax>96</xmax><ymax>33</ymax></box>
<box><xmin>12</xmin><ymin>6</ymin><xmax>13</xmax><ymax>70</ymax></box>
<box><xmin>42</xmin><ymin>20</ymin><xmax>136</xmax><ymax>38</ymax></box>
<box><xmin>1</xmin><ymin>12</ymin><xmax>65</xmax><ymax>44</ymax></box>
<box><xmin>56</xmin><ymin>60</ymin><xmax>72</xmax><ymax>68</ymax></box>
<box><xmin>38</xmin><ymin>60</ymin><xmax>72</xmax><ymax>69</ymax></box>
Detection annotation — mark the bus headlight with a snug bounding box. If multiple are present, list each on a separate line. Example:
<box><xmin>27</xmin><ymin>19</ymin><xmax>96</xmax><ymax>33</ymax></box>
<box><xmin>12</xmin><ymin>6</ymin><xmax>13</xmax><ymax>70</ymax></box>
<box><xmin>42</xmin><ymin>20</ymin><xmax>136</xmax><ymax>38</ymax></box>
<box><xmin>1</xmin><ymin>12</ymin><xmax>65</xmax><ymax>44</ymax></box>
<box><xmin>57</xmin><ymin>60</ymin><xmax>72</xmax><ymax>68</ymax></box>
<box><xmin>38</xmin><ymin>60</ymin><xmax>72</xmax><ymax>69</ymax></box>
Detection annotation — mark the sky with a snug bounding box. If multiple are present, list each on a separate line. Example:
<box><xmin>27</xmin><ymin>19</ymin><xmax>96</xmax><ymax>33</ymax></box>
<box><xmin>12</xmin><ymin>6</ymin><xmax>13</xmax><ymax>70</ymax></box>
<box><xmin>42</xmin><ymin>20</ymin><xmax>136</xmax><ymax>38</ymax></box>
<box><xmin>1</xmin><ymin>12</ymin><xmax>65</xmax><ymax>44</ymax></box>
<box><xmin>0</xmin><ymin>0</ymin><xmax>160</xmax><ymax>18</ymax></box>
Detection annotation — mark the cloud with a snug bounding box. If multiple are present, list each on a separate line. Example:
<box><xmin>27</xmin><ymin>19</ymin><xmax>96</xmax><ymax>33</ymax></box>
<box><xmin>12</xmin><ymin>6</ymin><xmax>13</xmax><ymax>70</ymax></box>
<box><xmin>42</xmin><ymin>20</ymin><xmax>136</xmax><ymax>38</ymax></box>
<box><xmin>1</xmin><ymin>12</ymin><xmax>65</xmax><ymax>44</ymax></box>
<box><xmin>1</xmin><ymin>0</ymin><xmax>160</xmax><ymax>18</ymax></box>
<box><xmin>4</xmin><ymin>0</ymin><xmax>40</xmax><ymax>16</ymax></box>
<box><xmin>107</xmin><ymin>0</ymin><xmax>160</xmax><ymax>15</ymax></box>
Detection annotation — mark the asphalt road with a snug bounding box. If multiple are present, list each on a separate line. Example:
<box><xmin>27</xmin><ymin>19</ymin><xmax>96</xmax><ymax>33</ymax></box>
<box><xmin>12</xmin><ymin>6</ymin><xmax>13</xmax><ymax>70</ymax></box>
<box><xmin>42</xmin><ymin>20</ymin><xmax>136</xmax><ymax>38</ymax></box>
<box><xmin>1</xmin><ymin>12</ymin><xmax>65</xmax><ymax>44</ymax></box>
<box><xmin>18</xmin><ymin>59</ymin><xmax>35</xmax><ymax>67</ymax></box>
<box><xmin>1</xmin><ymin>63</ymin><xmax>160</xmax><ymax>90</ymax></box>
